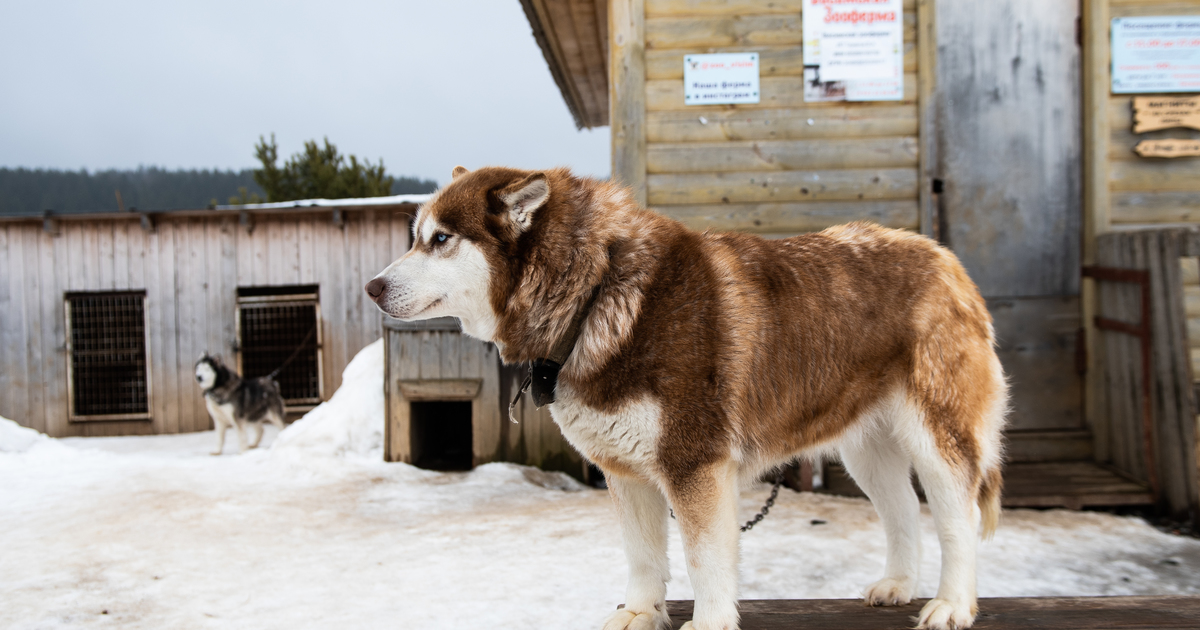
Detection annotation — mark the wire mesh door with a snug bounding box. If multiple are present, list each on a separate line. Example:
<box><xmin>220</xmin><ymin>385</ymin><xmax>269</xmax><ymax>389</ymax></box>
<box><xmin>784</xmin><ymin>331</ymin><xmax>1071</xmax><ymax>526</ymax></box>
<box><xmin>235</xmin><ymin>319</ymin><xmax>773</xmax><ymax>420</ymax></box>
<box><xmin>65</xmin><ymin>292</ymin><xmax>150</xmax><ymax>420</ymax></box>
<box><xmin>237</xmin><ymin>293</ymin><xmax>322</xmax><ymax>406</ymax></box>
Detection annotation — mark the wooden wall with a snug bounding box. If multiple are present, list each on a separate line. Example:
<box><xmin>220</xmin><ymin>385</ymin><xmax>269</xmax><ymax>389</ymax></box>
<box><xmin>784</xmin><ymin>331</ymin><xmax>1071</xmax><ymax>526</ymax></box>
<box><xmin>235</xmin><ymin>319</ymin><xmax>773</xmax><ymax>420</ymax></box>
<box><xmin>612</xmin><ymin>0</ymin><xmax>934</xmax><ymax>236</ymax></box>
<box><xmin>1087</xmin><ymin>0</ymin><xmax>1200</xmax><ymax>234</ymax></box>
<box><xmin>0</xmin><ymin>209</ymin><xmax>411</xmax><ymax>438</ymax></box>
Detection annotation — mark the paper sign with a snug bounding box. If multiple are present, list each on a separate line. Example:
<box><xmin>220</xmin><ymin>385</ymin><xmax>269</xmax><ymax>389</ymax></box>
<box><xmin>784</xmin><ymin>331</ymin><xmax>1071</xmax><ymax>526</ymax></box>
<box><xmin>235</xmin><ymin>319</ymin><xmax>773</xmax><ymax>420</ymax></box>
<box><xmin>1133</xmin><ymin>96</ymin><xmax>1200</xmax><ymax>132</ymax></box>
<box><xmin>1134</xmin><ymin>138</ymin><xmax>1200</xmax><ymax>158</ymax></box>
<box><xmin>684</xmin><ymin>53</ymin><xmax>760</xmax><ymax>106</ymax></box>
<box><xmin>1112</xmin><ymin>16</ymin><xmax>1200</xmax><ymax>93</ymax></box>
<box><xmin>803</xmin><ymin>0</ymin><xmax>904</xmax><ymax>102</ymax></box>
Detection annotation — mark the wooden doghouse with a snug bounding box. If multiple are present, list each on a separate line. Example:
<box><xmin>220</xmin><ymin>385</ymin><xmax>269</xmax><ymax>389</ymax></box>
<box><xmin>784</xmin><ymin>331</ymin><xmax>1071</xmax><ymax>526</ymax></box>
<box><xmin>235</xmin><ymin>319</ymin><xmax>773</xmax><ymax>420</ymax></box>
<box><xmin>382</xmin><ymin>316</ymin><xmax>588</xmax><ymax>478</ymax></box>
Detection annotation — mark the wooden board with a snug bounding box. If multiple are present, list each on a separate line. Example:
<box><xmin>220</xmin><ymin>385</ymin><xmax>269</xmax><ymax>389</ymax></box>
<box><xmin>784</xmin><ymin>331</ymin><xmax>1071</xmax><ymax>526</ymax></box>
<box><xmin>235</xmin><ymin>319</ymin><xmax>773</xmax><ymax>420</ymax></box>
<box><xmin>647</xmin><ymin>138</ymin><xmax>918</xmax><ymax>173</ymax></box>
<box><xmin>1133</xmin><ymin>96</ymin><xmax>1200</xmax><ymax>134</ymax></box>
<box><xmin>646</xmin><ymin>106</ymin><xmax>918</xmax><ymax>143</ymax></box>
<box><xmin>661</xmin><ymin>596</ymin><xmax>1200</xmax><ymax>629</ymax></box>
<box><xmin>1134</xmin><ymin>139</ymin><xmax>1200</xmax><ymax>159</ymax></box>
<box><xmin>652</xmin><ymin>200</ymin><xmax>918</xmax><ymax>233</ymax></box>
<box><xmin>646</xmin><ymin>75</ymin><xmax>920</xmax><ymax>111</ymax></box>
<box><xmin>647</xmin><ymin>168</ymin><xmax>918</xmax><ymax>205</ymax></box>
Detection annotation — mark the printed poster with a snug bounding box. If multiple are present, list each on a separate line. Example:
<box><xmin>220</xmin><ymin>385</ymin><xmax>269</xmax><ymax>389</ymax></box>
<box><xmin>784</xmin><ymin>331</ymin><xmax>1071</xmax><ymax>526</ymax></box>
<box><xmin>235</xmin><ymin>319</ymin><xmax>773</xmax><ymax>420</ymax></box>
<box><xmin>803</xmin><ymin>0</ymin><xmax>904</xmax><ymax>102</ymax></box>
<box><xmin>1112</xmin><ymin>16</ymin><xmax>1200</xmax><ymax>94</ymax></box>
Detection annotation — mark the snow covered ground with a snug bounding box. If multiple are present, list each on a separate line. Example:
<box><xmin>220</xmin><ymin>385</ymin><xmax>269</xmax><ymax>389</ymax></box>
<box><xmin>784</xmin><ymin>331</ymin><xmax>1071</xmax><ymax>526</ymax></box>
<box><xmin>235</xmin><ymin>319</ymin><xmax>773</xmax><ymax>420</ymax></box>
<box><xmin>3</xmin><ymin>341</ymin><xmax>1199</xmax><ymax>629</ymax></box>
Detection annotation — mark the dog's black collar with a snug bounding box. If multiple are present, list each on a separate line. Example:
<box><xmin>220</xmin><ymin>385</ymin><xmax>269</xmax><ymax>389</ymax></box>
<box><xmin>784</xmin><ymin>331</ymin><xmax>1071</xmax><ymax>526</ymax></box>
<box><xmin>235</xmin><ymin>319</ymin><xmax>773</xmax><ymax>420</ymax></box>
<box><xmin>507</xmin><ymin>285</ymin><xmax>601</xmax><ymax>422</ymax></box>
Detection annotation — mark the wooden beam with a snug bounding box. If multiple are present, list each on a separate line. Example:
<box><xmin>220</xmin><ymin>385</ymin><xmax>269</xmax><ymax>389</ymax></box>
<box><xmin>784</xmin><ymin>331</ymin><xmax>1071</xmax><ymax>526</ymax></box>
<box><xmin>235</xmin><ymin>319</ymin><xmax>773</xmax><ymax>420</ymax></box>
<box><xmin>652</xmin><ymin>200</ymin><xmax>919</xmax><ymax>233</ymax></box>
<box><xmin>647</xmin><ymin>137</ymin><xmax>919</xmax><ymax>173</ymax></box>
<box><xmin>646</xmin><ymin>74</ymin><xmax>920</xmax><ymax>111</ymax></box>
<box><xmin>916</xmin><ymin>0</ymin><xmax>937</xmax><ymax>237</ymax></box>
<box><xmin>647</xmin><ymin>168</ymin><xmax>919</xmax><ymax>205</ymax></box>
<box><xmin>611</xmin><ymin>0</ymin><xmax>647</xmax><ymax>205</ymax></box>
<box><xmin>646</xmin><ymin>106</ymin><xmax>919</xmax><ymax>143</ymax></box>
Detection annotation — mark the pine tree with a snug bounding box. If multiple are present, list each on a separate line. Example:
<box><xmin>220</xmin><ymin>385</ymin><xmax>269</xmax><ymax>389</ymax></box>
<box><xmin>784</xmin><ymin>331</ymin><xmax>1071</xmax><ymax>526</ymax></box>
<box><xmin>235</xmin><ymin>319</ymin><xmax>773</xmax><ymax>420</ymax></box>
<box><xmin>251</xmin><ymin>134</ymin><xmax>398</xmax><ymax>202</ymax></box>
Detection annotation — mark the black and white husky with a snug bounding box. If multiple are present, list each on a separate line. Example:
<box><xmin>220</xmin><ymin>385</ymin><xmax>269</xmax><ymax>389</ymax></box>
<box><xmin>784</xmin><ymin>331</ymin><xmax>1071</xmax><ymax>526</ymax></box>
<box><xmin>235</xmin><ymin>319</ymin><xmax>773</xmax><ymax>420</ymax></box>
<box><xmin>194</xmin><ymin>354</ymin><xmax>286</xmax><ymax>455</ymax></box>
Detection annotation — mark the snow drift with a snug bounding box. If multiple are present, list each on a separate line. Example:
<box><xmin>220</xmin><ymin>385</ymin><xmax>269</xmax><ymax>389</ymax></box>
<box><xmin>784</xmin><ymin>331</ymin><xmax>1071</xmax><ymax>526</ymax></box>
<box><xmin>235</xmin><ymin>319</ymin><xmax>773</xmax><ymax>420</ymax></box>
<box><xmin>271</xmin><ymin>338</ymin><xmax>385</xmax><ymax>462</ymax></box>
<box><xmin>0</xmin><ymin>415</ymin><xmax>69</xmax><ymax>456</ymax></box>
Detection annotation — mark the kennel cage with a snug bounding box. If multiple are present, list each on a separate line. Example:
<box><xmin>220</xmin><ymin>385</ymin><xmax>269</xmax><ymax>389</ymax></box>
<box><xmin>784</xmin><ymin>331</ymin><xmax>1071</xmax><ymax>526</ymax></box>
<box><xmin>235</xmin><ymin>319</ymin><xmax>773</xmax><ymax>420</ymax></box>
<box><xmin>235</xmin><ymin>285</ymin><xmax>323</xmax><ymax>408</ymax></box>
<box><xmin>64</xmin><ymin>291</ymin><xmax>151</xmax><ymax>421</ymax></box>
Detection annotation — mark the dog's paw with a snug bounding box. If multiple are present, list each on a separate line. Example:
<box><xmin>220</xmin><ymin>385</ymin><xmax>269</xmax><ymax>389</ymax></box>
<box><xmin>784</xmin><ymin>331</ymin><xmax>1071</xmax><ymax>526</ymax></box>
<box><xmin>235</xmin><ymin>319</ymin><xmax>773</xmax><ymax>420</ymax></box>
<box><xmin>679</xmin><ymin>620</ymin><xmax>738</xmax><ymax>630</ymax></box>
<box><xmin>916</xmin><ymin>597</ymin><xmax>976</xmax><ymax>630</ymax></box>
<box><xmin>602</xmin><ymin>607</ymin><xmax>669</xmax><ymax>630</ymax></box>
<box><xmin>209</xmin><ymin>451</ymin><xmax>223</xmax><ymax>456</ymax></box>
<box><xmin>863</xmin><ymin>577</ymin><xmax>915</xmax><ymax>606</ymax></box>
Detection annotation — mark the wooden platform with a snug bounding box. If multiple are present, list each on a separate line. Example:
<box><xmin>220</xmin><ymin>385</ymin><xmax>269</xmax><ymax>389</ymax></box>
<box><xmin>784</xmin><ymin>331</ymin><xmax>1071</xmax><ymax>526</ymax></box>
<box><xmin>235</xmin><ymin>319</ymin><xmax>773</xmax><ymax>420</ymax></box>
<box><xmin>823</xmin><ymin>461</ymin><xmax>1153</xmax><ymax>510</ymax></box>
<box><xmin>662</xmin><ymin>597</ymin><xmax>1200</xmax><ymax>629</ymax></box>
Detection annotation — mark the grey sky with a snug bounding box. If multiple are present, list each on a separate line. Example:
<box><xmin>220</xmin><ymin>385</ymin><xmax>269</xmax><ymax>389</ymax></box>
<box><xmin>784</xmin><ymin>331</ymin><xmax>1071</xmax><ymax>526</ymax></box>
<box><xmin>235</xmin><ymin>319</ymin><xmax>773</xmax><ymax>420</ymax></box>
<box><xmin>0</xmin><ymin>1</ymin><xmax>611</xmax><ymax>185</ymax></box>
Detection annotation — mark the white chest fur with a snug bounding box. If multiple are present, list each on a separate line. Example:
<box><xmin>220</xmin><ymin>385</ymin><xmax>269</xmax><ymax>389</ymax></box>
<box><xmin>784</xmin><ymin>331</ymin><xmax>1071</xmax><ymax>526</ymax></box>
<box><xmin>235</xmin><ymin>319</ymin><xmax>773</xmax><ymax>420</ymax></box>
<box><xmin>549</xmin><ymin>381</ymin><xmax>662</xmax><ymax>477</ymax></box>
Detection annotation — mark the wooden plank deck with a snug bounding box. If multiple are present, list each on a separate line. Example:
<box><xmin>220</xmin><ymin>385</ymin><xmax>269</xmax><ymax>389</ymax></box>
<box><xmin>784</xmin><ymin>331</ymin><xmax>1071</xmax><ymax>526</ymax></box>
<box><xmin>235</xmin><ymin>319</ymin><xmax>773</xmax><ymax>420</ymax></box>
<box><xmin>823</xmin><ymin>461</ymin><xmax>1153</xmax><ymax>510</ymax></box>
<box><xmin>662</xmin><ymin>597</ymin><xmax>1200</xmax><ymax>629</ymax></box>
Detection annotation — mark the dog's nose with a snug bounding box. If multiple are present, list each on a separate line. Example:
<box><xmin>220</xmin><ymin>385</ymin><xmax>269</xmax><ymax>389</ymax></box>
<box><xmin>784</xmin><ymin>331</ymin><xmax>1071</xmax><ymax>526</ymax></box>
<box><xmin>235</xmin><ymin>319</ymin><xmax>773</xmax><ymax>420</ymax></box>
<box><xmin>365</xmin><ymin>277</ymin><xmax>387</xmax><ymax>300</ymax></box>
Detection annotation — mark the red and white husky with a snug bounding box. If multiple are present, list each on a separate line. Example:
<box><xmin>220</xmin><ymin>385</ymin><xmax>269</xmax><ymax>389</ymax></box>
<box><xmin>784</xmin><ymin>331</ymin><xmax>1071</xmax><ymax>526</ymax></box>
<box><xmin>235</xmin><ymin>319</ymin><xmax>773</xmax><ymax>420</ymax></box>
<box><xmin>366</xmin><ymin>166</ymin><xmax>1006</xmax><ymax>630</ymax></box>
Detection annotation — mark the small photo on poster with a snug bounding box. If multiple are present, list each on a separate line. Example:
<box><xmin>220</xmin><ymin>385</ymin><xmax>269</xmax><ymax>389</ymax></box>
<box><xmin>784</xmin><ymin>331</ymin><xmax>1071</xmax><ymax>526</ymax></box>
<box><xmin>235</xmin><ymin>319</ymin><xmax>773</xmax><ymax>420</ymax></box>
<box><xmin>804</xmin><ymin>66</ymin><xmax>847</xmax><ymax>102</ymax></box>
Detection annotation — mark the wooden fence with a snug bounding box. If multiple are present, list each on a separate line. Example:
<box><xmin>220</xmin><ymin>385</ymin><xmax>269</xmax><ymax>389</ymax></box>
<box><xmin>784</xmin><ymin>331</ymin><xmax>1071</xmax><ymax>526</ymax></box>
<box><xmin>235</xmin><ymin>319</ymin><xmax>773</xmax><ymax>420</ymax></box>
<box><xmin>1093</xmin><ymin>227</ymin><xmax>1200</xmax><ymax>518</ymax></box>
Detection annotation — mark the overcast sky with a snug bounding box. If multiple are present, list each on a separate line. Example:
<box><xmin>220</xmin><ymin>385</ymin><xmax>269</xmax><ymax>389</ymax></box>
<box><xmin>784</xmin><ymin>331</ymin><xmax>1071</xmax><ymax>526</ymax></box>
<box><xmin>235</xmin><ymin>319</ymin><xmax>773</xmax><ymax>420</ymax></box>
<box><xmin>0</xmin><ymin>1</ymin><xmax>611</xmax><ymax>185</ymax></box>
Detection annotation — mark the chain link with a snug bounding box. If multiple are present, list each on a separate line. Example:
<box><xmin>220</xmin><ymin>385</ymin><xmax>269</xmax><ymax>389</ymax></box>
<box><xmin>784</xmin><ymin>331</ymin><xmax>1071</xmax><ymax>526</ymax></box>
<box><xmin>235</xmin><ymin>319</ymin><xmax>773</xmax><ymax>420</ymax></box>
<box><xmin>668</xmin><ymin>469</ymin><xmax>787</xmax><ymax>533</ymax></box>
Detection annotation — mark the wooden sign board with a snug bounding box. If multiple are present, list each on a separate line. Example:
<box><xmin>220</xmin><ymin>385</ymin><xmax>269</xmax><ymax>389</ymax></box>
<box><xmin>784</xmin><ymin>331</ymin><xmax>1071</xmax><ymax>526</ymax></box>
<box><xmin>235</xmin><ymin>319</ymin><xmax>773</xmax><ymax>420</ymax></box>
<box><xmin>1133</xmin><ymin>96</ymin><xmax>1200</xmax><ymax>133</ymax></box>
<box><xmin>1134</xmin><ymin>138</ymin><xmax>1200</xmax><ymax>158</ymax></box>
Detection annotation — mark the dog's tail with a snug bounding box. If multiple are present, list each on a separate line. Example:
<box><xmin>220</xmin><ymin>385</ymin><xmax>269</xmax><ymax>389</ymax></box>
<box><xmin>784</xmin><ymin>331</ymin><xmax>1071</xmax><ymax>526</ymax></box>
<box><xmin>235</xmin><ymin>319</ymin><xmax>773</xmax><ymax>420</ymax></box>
<box><xmin>977</xmin><ymin>465</ymin><xmax>1003</xmax><ymax>540</ymax></box>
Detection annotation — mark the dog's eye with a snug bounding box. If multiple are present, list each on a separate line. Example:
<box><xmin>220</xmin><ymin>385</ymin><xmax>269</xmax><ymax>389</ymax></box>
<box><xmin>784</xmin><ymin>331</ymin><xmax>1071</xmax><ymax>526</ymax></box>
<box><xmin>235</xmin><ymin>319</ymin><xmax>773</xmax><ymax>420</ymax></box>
<box><xmin>434</xmin><ymin>232</ymin><xmax>449</xmax><ymax>244</ymax></box>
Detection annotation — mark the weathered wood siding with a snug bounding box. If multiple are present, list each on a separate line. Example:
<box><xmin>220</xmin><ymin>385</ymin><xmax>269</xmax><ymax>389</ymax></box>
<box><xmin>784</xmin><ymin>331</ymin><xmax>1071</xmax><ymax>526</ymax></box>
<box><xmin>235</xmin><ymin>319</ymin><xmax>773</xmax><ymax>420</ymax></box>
<box><xmin>611</xmin><ymin>0</ymin><xmax>931</xmax><ymax>236</ymax></box>
<box><xmin>383</xmin><ymin>318</ymin><xmax>585</xmax><ymax>477</ymax></box>
<box><xmin>0</xmin><ymin>209</ymin><xmax>411</xmax><ymax>438</ymax></box>
<box><xmin>1103</xmin><ymin>1</ymin><xmax>1200</xmax><ymax>229</ymax></box>
<box><xmin>1095</xmin><ymin>227</ymin><xmax>1200</xmax><ymax>518</ymax></box>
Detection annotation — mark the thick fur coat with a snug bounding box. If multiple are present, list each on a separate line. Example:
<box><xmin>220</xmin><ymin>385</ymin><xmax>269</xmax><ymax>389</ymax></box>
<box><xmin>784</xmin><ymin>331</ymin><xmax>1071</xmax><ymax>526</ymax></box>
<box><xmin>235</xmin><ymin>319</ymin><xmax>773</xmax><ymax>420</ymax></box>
<box><xmin>366</xmin><ymin>166</ymin><xmax>1007</xmax><ymax>630</ymax></box>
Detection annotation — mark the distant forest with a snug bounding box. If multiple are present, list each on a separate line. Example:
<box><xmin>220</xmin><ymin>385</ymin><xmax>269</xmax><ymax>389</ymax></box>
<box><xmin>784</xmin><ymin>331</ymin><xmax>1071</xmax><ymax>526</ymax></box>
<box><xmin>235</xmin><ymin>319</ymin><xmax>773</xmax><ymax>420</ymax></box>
<box><xmin>0</xmin><ymin>167</ymin><xmax>440</xmax><ymax>216</ymax></box>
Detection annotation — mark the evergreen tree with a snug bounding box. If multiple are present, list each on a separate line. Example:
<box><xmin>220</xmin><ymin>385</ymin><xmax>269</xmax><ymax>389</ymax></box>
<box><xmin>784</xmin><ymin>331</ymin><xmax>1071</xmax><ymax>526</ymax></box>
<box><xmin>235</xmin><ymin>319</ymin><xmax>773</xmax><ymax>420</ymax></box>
<box><xmin>252</xmin><ymin>134</ymin><xmax>404</xmax><ymax>202</ymax></box>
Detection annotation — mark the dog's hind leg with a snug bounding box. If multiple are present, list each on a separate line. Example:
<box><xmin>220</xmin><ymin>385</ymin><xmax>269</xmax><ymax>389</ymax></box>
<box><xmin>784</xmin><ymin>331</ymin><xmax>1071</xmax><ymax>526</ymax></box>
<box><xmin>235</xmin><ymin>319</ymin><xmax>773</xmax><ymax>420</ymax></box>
<box><xmin>839</xmin><ymin>414</ymin><xmax>921</xmax><ymax>607</ymax></box>
<box><xmin>601</xmin><ymin>474</ymin><xmax>671</xmax><ymax>630</ymax></box>
<box><xmin>666</xmin><ymin>460</ymin><xmax>740</xmax><ymax>630</ymax></box>
<box><xmin>234</xmin><ymin>420</ymin><xmax>249</xmax><ymax>453</ymax></box>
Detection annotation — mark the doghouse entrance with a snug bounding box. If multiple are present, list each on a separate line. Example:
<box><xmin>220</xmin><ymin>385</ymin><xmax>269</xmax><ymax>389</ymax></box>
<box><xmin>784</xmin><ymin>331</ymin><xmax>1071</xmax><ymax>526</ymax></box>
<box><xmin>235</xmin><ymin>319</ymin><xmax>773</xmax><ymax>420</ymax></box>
<box><xmin>410</xmin><ymin>401</ymin><xmax>473</xmax><ymax>471</ymax></box>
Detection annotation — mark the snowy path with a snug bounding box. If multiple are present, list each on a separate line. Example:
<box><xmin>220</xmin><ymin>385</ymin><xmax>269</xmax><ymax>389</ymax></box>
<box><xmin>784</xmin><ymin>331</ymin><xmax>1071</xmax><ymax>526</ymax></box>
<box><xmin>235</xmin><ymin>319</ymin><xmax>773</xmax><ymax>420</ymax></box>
<box><xmin>3</xmin><ymin>427</ymin><xmax>1199</xmax><ymax>630</ymax></box>
<box><xmin>3</xmin><ymin>340</ymin><xmax>1199</xmax><ymax>629</ymax></box>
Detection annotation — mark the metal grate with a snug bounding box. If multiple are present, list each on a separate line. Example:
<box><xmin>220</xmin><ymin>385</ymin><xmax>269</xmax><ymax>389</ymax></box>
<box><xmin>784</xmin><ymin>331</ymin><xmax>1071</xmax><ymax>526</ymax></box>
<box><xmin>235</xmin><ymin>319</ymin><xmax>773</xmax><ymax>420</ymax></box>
<box><xmin>237</xmin><ymin>289</ymin><xmax>321</xmax><ymax>405</ymax></box>
<box><xmin>66</xmin><ymin>292</ymin><xmax>150</xmax><ymax>418</ymax></box>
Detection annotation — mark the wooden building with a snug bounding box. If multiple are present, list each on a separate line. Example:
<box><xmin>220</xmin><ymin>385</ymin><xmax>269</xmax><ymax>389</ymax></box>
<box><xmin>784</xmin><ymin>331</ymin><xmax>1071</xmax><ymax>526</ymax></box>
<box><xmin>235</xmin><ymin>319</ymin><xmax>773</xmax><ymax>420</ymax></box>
<box><xmin>0</xmin><ymin>196</ymin><xmax>422</xmax><ymax>438</ymax></box>
<box><xmin>520</xmin><ymin>0</ymin><xmax>1200</xmax><ymax>515</ymax></box>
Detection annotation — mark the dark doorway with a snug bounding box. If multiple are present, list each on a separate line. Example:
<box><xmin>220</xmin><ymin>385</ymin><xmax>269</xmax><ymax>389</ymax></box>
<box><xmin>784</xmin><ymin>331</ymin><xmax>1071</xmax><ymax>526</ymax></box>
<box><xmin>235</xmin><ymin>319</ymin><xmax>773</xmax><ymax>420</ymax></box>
<box><xmin>410</xmin><ymin>401</ymin><xmax>473</xmax><ymax>471</ymax></box>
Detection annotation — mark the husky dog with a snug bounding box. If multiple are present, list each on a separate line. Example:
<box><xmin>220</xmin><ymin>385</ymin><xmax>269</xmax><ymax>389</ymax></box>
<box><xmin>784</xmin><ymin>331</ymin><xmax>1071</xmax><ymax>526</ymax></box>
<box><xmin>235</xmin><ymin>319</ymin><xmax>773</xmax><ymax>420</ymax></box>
<box><xmin>365</xmin><ymin>166</ymin><xmax>1007</xmax><ymax>630</ymax></box>
<box><xmin>194</xmin><ymin>354</ymin><xmax>286</xmax><ymax>455</ymax></box>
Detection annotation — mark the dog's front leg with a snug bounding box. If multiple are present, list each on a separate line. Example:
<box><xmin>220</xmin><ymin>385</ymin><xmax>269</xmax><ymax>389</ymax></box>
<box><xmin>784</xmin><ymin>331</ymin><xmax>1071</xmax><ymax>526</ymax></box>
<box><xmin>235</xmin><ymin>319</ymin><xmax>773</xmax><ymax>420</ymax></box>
<box><xmin>211</xmin><ymin>422</ymin><xmax>227</xmax><ymax>456</ymax></box>
<box><xmin>602</xmin><ymin>474</ymin><xmax>671</xmax><ymax>630</ymax></box>
<box><xmin>668</xmin><ymin>461</ymin><xmax>740</xmax><ymax>630</ymax></box>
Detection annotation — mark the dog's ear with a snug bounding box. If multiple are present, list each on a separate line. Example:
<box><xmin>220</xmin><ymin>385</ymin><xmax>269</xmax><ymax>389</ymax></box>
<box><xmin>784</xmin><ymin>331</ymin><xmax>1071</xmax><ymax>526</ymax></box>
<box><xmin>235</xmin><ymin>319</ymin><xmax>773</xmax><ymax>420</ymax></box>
<box><xmin>496</xmin><ymin>173</ymin><xmax>549</xmax><ymax>232</ymax></box>
<box><xmin>451</xmin><ymin>165</ymin><xmax>469</xmax><ymax>180</ymax></box>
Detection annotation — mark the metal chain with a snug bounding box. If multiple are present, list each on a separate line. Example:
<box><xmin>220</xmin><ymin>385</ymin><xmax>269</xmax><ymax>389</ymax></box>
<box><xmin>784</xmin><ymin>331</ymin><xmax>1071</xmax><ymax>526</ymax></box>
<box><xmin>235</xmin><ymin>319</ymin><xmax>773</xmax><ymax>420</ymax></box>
<box><xmin>668</xmin><ymin>469</ymin><xmax>787</xmax><ymax>533</ymax></box>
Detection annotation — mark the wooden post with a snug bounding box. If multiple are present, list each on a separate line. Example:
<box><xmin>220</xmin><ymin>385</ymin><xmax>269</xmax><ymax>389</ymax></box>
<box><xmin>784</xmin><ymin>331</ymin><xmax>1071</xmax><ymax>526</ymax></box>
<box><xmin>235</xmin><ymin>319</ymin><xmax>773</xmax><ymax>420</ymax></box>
<box><xmin>610</xmin><ymin>0</ymin><xmax>646</xmax><ymax>206</ymax></box>
<box><xmin>1082</xmin><ymin>0</ymin><xmax>1111</xmax><ymax>467</ymax></box>
<box><xmin>916</xmin><ymin>0</ymin><xmax>938</xmax><ymax>238</ymax></box>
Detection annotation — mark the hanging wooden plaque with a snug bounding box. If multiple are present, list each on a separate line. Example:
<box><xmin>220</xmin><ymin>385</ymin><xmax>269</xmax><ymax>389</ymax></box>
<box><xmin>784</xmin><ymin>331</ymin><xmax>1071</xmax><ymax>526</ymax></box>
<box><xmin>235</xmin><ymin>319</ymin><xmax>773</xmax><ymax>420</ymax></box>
<box><xmin>1133</xmin><ymin>96</ymin><xmax>1200</xmax><ymax>133</ymax></box>
<box><xmin>1134</xmin><ymin>138</ymin><xmax>1200</xmax><ymax>158</ymax></box>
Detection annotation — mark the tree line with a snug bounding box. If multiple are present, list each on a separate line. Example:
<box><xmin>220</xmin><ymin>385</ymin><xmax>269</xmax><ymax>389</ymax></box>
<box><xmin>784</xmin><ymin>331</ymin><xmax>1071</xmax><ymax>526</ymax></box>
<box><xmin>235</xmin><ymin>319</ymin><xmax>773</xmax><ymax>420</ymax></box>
<box><xmin>0</xmin><ymin>139</ymin><xmax>439</xmax><ymax>215</ymax></box>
